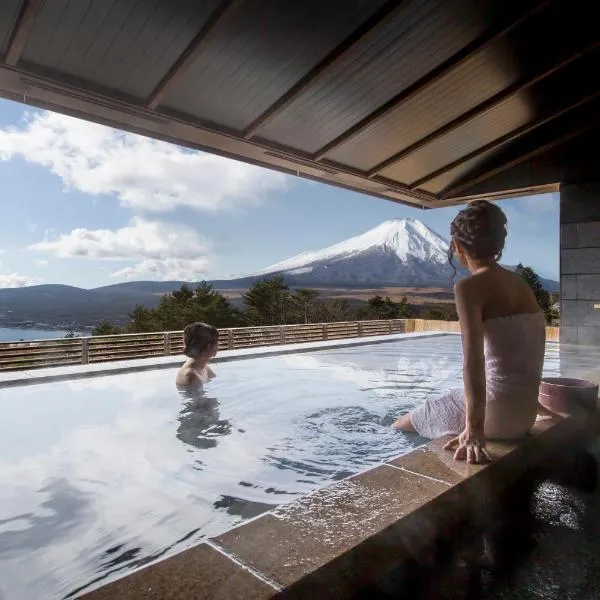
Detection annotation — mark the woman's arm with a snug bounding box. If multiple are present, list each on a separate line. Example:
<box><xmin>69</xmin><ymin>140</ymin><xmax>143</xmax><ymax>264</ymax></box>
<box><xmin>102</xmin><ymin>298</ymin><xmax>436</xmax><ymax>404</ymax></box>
<box><xmin>456</xmin><ymin>279</ymin><xmax>486</xmax><ymax>433</ymax></box>
<box><xmin>444</xmin><ymin>279</ymin><xmax>491</xmax><ymax>464</ymax></box>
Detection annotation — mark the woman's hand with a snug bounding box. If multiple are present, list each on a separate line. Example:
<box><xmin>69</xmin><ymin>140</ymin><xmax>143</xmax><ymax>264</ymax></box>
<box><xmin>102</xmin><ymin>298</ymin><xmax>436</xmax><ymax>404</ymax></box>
<box><xmin>444</xmin><ymin>426</ymin><xmax>491</xmax><ymax>464</ymax></box>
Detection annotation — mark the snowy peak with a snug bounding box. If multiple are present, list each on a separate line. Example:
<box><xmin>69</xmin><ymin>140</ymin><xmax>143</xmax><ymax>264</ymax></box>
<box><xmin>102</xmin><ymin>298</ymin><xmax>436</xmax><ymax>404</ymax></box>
<box><xmin>365</xmin><ymin>218</ymin><xmax>449</xmax><ymax>263</ymax></box>
<box><xmin>254</xmin><ymin>218</ymin><xmax>449</xmax><ymax>276</ymax></box>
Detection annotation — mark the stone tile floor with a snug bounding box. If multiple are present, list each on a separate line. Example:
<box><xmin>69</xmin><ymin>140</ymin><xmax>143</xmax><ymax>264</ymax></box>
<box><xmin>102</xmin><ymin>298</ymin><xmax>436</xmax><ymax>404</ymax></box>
<box><xmin>362</xmin><ymin>439</ymin><xmax>600</xmax><ymax>600</ymax></box>
<box><xmin>449</xmin><ymin>441</ymin><xmax>600</xmax><ymax>600</ymax></box>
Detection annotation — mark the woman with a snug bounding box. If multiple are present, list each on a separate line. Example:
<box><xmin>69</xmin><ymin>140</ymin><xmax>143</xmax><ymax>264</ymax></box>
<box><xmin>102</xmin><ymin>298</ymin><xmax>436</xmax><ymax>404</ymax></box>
<box><xmin>393</xmin><ymin>200</ymin><xmax>546</xmax><ymax>465</ymax></box>
<box><xmin>175</xmin><ymin>322</ymin><xmax>219</xmax><ymax>387</ymax></box>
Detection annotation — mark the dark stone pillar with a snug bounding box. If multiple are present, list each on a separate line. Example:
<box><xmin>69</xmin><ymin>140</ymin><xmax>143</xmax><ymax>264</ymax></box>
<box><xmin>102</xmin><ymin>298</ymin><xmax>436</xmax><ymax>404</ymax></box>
<box><xmin>560</xmin><ymin>182</ymin><xmax>600</xmax><ymax>346</ymax></box>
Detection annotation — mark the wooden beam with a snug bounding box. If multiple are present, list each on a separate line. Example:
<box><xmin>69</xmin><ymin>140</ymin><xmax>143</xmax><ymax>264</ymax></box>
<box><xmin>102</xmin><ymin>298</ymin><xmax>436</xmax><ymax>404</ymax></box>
<box><xmin>409</xmin><ymin>89</ymin><xmax>600</xmax><ymax>190</ymax></box>
<box><xmin>432</xmin><ymin>183</ymin><xmax>559</xmax><ymax>207</ymax></box>
<box><xmin>368</xmin><ymin>39</ymin><xmax>600</xmax><ymax>177</ymax></box>
<box><xmin>441</xmin><ymin>120</ymin><xmax>600</xmax><ymax>199</ymax></box>
<box><xmin>311</xmin><ymin>1</ymin><xmax>550</xmax><ymax>161</ymax></box>
<box><xmin>4</xmin><ymin>0</ymin><xmax>43</xmax><ymax>66</ymax></box>
<box><xmin>147</xmin><ymin>0</ymin><xmax>243</xmax><ymax>109</ymax></box>
<box><xmin>242</xmin><ymin>0</ymin><xmax>408</xmax><ymax>139</ymax></box>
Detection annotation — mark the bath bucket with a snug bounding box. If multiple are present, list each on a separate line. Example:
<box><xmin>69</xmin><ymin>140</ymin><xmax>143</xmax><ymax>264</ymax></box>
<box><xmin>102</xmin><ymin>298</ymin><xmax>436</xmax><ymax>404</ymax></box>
<box><xmin>539</xmin><ymin>377</ymin><xmax>599</xmax><ymax>415</ymax></box>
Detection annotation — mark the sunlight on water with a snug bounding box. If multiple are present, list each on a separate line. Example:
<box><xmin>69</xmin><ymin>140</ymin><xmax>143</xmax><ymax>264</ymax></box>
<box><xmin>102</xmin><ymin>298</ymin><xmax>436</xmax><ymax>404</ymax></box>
<box><xmin>0</xmin><ymin>335</ymin><xmax>595</xmax><ymax>599</ymax></box>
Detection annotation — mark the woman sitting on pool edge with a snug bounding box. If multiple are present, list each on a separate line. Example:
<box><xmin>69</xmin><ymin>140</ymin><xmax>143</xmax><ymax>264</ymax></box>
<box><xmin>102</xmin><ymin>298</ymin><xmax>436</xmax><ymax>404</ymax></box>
<box><xmin>176</xmin><ymin>322</ymin><xmax>219</xmax><ymax>387</ymax></box>
<box><xmin>393</xmin><ymin>200</ymin><xmax>546</xmax><ymax>465</ymax></box>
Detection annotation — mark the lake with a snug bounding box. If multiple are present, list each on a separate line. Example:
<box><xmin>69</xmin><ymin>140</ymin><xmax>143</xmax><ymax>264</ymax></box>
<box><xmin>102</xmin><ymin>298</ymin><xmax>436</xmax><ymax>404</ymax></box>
<box><xmin>0</xmin><ymin>327</ymin><xmax>73</xmax><ymax>343</ymax></box>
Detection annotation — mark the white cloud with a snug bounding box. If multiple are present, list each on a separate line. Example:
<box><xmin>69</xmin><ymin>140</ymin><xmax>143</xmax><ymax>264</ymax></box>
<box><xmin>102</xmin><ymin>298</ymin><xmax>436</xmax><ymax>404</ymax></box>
<box><xmin>28</xmin><ymin>218</ymin><xmax>211</xmax><ymax>281</ymax></box>
<box><xmin>0</xmin><ymin>273</ymin><xmax>42</xmax><ymax>288</ymax></box>
<box><xmin>34</xmin><ymin>259</ymin><xmax>48</xmax><ymax>267</ymax></box>
<box><xmin>0</xmin><ymin>111</ymin><xmax>288</xmax><ymax>213</ymax></box>
<box><xmin>111</xmin><ymin>258</ymin><xmax>209</xmax><ymax>280</ymax></box>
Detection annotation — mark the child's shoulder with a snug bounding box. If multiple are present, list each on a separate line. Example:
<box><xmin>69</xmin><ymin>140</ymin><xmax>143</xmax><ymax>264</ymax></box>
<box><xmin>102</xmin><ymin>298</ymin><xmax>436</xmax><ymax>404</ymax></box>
<box><xmin>176</xmin><ymin>366</ymin><xmax>197</xmax><ymax>386</ymax></box>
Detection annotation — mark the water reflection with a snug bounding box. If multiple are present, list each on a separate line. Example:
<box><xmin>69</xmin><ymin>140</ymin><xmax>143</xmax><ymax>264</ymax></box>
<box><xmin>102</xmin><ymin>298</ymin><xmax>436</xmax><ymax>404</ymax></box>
<box><xmin>3</xmin><ymin>335</ymin><xmax>575</xmax><ymax>600</ymax></box>
<box><xmin>175</xmin><ymin>383</ymin><xmax>232</xmax><ymax>451</ymax></box>
<box><xmin>213</xmin><ymin>495</ymin><xmax>275</xmax><ymax>518</ymax></box>
<box><xmin>0</xmin><ymin>479</ymin><xmax>90</xmax><ymax>559</ymax></box>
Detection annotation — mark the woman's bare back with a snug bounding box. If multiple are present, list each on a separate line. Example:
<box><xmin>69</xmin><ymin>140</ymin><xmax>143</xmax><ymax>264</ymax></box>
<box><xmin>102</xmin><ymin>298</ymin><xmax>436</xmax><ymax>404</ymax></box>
<box><xmin>465</xmin><ymin>266</ymin><xmax>541</xmax><ymax>321</ymax></box>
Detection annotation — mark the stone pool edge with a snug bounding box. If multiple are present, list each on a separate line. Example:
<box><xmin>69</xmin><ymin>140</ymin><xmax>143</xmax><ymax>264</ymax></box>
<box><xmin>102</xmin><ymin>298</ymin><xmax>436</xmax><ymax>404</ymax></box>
<box><xmin>0</xmin><ymin>331</ymin><xmax>454</xmax><ymax>388</ymax></box>
<box><xmin>78</xmin><ymin>390</ymin><xmax>600</xmax><ymax>600</ymax></box>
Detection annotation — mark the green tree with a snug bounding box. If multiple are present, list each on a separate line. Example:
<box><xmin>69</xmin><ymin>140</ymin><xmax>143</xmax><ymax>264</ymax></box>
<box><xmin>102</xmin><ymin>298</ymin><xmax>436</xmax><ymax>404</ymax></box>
<box><xmin>421</xmin><ymin>303</ymin><xmax>458</xmax><ymax>321</ymax></box>
<box><xmin>397</xmin><ymin>296</ymin><xmax>410</xmax><ymax>318</ymax></box>
<box><xmin>362</xmin><ymin>295</ymin><xmax>410</xmax><ymax>320</ymax></box>
<box><xmin>516</xmin><ymin>264</ymin><xmax>553</xmax><ymax>323</ymax></box>
<box><xmin>153</xmin><ymin>282</ymin><xmax>240</xmax><ymax>330</ymax></box>
<box><xmin>292</xmin><ymin>288</ymin><xmax>320</xmax><ymax>324</ymax></box>
<box><xmin>92</xmin><ymin>283</ymin><xmax>241</xmax><ymax>334</ymax></box>
<box><xmin>243</xmin><ymin>276</ymin><xmax>292</xmax><ymax>325</ymax></box>
<box><xmin>314</xmin><ymin>299</ymin><xmax>356</xmax><ymax>323</ymax></box>
<box><xmin>127</xmin><ymin>304</ymin><xmax>161</xmax><ymax>332</ymax></box>
<box><xmin>92</xmin><ymin>320</ymin><xmax>124</xmax><ymax>336</ymax></box>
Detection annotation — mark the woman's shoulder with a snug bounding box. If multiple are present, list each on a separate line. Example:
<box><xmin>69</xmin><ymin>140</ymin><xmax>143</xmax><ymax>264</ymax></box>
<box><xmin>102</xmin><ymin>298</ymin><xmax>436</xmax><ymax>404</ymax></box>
<box><xmin>453</xmin><ymin>273</ymin><xmax>481</xmax><ymax>296</ymax></box>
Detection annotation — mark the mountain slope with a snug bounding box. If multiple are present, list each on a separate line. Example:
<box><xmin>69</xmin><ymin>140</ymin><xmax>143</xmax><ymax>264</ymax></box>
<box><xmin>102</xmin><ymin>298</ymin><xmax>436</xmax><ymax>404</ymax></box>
<box><xmin>247</xmin><ymin>219</ymin><xmax>560</xmax><ymax>291</ymax></box>
<box><xmin>0</xmin><ymin>218</ymin><xmax>559</xmax><ymax>328</ymax></box>
<box><xmin>249</xmin><ymin>218</ymin><xmax>457</xmax><ymax>287</ymax></box>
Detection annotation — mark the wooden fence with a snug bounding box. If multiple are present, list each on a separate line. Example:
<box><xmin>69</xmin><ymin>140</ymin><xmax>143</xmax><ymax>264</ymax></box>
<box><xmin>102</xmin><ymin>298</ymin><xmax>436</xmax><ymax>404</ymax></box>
<box><xmin>0</xmin><ymin>319</ymin><xmax>559</xmax><ymax>372</ymax></box>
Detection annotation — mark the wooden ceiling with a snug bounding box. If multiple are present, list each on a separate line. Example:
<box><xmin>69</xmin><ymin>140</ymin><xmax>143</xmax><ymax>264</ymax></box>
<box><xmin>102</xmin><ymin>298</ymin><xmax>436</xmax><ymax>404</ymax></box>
<box><xmin>1</xmin><ymin>0</ymin><xmax>599</xmax><ymax>209</ymax></box>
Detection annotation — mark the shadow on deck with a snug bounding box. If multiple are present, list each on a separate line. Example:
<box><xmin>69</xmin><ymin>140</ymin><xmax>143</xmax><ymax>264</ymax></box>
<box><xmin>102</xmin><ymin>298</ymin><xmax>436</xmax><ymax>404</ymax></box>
<box><xmin>366</xmin><ymin>441</ymin><xmax>600</xmax><ymax>600</ymax></box>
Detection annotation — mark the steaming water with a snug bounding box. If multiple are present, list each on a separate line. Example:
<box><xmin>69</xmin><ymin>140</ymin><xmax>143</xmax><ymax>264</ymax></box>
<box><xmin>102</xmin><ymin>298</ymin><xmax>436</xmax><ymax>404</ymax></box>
<box><xmin>0</xmin><ymin>335</ymin><xmax>591</xmax><ymax>599</ymax></box>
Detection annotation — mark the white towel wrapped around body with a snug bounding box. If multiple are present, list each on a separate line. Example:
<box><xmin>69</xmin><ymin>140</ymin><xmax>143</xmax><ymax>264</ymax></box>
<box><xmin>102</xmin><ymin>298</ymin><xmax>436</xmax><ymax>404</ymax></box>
<box><xmin>410</xmin><ymin>312</ymin><xmax>546</xmax><ymax>440</ymax></box>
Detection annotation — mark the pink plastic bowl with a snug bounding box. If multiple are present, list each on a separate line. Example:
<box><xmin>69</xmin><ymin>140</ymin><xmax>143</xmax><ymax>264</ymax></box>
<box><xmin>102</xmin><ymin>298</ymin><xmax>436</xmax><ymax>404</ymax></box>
<box><xmin>539</xmin><ymin>377</ymin><xmax>599</xmax><ymax>415</ymax></box>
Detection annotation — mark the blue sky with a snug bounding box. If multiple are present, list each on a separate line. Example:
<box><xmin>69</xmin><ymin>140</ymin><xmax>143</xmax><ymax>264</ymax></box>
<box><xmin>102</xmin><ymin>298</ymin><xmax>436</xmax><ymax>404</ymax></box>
<box><xmin>0</xmin><ymin>98</ymin><xmax>559</xmax><ymax>289</ymax></box>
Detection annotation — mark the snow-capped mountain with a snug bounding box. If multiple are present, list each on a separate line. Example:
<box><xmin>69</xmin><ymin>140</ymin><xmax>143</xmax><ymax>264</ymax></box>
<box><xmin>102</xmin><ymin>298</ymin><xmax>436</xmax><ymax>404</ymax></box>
<box><xmin>249</xmin><ymin>218</ymin><xmax>459</xmax><ymax>287</ymax></box>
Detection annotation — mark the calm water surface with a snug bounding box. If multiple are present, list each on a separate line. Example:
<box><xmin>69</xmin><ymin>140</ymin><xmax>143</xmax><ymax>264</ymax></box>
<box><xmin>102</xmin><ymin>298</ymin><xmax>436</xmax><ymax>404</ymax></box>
<box><xmin>0</xmin><ymin>327</ymin><xmax>73</xmax><ymax>342</ymax></box>
<box><xmin>0</xmin><ymin>335</ymin><xmax>593</xmax><ymax>599</ymax></box>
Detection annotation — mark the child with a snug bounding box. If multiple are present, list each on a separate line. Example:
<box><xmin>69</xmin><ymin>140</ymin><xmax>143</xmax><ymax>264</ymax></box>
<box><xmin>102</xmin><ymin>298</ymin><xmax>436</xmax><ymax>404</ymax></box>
<box><xmin>175</xmin><ymin>322</ymin><xmax>219</xmax><ymax>386</ymax></box>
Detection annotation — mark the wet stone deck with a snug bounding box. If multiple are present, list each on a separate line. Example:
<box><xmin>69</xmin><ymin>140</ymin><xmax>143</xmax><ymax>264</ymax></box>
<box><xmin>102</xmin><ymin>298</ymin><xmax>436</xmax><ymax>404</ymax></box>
<box><xmin>479</xmin><ymin>441</ymin><xmax>600</xmax><ymax>600</ymax></box>
<box><xmin>80</xmin><ymin>408</ymin><xmax>598</xmax><ymax>600</ymax></box>
<box><xmin>380</xmin><ymin>441</ymin><xmax>600</xmax><ymax>600</ymax></box>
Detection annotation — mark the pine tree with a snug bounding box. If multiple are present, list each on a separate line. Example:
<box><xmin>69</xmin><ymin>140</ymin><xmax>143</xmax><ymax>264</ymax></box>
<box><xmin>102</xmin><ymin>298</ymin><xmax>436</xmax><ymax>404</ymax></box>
<box><xmin>363</xmin><ymin>295</ymin><xmax>410</xmax><ymax>320</ymax></box>
<box><xmin>91</xmin><ymin>282</ymin><xmax>240</xmax><ymax>334</ymax></box>
<box><xmin>516</xmin><ymin>264</ymin><xmax>552</xmax><ymax>323</ymax></box>
<box><xmin>242</xmin><ymin>276</ymin><xmax>292</xmax><ymax>326</ymax></box>
<box><xmin>292</xmin><ymin>288</ymin><xmax>320</xmax><ymax>324</ymax></box>
<box><xmin>92</xmin><ymin>320</ymin><xmax>124</xmax><ymax>335</ymax></box>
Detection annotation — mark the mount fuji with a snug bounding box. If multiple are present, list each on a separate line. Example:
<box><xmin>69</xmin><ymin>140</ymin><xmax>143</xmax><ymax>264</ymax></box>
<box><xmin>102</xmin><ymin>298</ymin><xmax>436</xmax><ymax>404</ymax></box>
<box><xmin>245</xmin><ymin>218</ymin><xmax>457</xmax><ymax>288</ymax></box>
<box><xmin>0</xmin><ymin>218</ymin><xmax>557</xmax><ymax>329</ymax></box>
<box><xmin>228</xmin><ymin>218</ymin><xmax>558</xmax><ymax>291</ymax></box>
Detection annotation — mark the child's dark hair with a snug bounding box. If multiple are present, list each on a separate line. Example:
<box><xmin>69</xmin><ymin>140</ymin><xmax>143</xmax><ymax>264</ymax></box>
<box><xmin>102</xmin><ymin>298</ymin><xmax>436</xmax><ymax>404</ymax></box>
<box><xmin>183</xmin><ymin>322</ymin><xmax>219</xmax><ymax>358</ymax></box>
<box><xmin>448</xmin><ymin>200</ymin><xmax>507</xmax><ymax>281</ymax></box>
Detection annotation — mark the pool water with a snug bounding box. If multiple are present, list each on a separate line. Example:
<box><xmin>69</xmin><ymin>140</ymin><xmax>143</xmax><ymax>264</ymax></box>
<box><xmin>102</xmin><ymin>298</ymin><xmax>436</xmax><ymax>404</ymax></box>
<box><xmin>0</xmin><ymin>335</ymin><xmax>591</xmax><ymax>599</ymax></box>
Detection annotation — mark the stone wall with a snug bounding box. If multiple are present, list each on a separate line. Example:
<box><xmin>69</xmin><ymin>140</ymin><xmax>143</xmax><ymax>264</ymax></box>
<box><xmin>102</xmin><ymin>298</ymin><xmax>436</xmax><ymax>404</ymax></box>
<box><xmin>561</xmin><ymin>182</ymin><xmax>600</xmax><ymax>345</ymax></box>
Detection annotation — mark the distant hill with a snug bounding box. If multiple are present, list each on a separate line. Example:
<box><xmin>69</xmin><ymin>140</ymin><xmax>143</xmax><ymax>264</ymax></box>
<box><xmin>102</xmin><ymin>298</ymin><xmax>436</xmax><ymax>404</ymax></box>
<box><xmin>0</xmin><ymin>283</ymin><xmax>185</xmax><ymax>329</ymax></box>
<box><xmin>0</xmin><ymin>219</ymin><xmax>558</xmax><ymax>329</ymax></box>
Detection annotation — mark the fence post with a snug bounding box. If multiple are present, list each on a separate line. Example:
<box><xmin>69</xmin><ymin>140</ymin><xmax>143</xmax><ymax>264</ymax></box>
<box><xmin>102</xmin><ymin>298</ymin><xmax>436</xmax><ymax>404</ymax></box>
<box><xmin>227</xmin><ymin>329</ymin><xmax>234</xmax><ymax>350</ymax></box>
<box><xmin>357</xmin><ymin>321</ymin><xmax>364</xmax><ymax>337</ymax></box>
<box><xmin>323</xmin><ymin>323</ymin><xmax>328</xmax><ymax>340</ymax></box>
<box><xmin>279</xmin><ymin>326</ymin><xmax>285</xmax><ymax>345</ymax></box>
<box><xmin>81</xmin><ymin>338</ymin><xmax>89</xmax><ymax>365</ymax></box>
<box><xmin>388</xmin><ymin>320</ymin><xmax>393</xmax><ymax>334</ymax></box>
<box><xmin>164</xmin><ymin>332</ymin><xmax>171</xmax><ymax>356</ymax></box>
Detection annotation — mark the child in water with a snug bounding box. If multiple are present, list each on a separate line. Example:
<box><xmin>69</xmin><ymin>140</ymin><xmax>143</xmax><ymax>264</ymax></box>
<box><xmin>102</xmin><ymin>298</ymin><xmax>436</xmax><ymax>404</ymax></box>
<box><xmin>175</xmin><ymin>322</ymin><xmax>219</xmax><ymax>386</ymax></box>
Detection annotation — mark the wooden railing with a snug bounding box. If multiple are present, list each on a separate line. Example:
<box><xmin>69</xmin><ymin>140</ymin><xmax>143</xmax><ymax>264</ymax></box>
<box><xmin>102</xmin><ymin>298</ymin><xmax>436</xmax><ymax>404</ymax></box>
<box><xmin>0</xmin><ymin>320</ymin><xmax>559</xmax><ymax>372</ymax></box>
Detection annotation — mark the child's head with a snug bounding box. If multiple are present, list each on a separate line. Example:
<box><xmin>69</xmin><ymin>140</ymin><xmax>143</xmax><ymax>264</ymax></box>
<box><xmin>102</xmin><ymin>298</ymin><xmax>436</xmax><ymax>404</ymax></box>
<box><xmin>183</xmin><ymin>322</ymin><xmax>219</xmax><ymax>359</ymax></box>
